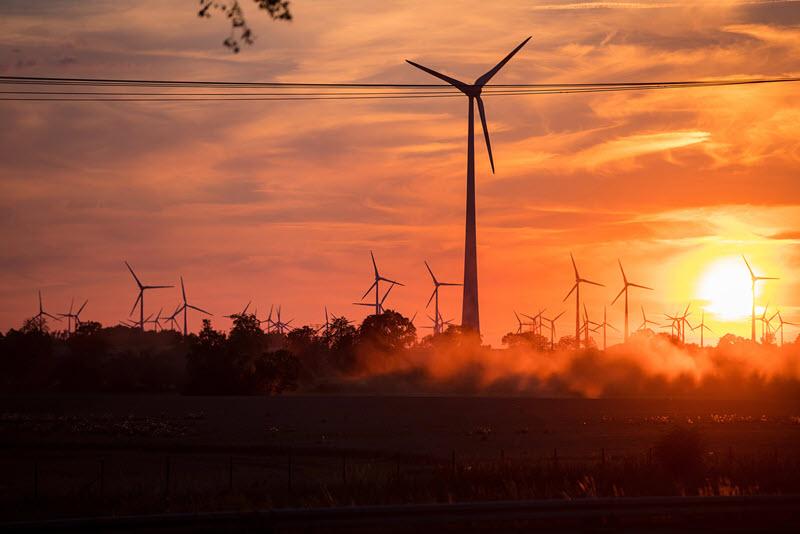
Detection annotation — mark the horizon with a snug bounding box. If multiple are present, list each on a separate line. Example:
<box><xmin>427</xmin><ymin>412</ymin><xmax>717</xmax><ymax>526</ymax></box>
<box><xmin>1</xmin><ymin>1</ymin><xmax>799</xmax><ymax>346</ymax></box>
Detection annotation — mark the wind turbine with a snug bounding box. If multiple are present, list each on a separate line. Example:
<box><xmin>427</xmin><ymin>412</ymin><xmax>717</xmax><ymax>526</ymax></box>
<box><xmin>758</xmin><ymin>304</ymin><xmax>772</xmax><ymax>344</ymax></box>
<box><xmin>33</xmin><ymin>291</ymin><xmax>61</xmax><ymax>329</ymax></box>
<box><xmin>145</xmin><ymin>308</ymin><xmax>164</xmax><ymax>332</ymax></box>
<box><xmin>164</xmin><ymin>304</ymin><xmax>182</xmax><ymax>331</ymax></box>
<box><xmin>522</xmin><ymin>309</ymin><xmax>546</xmax><ymax>336</ymax></box>
<box><xmin>406</xmin><ymin>36</ymin><xmax>532</xmax><ymax>335</ymax></box>
<box><xmin>358</xmin><ymin>251</ymin><xmax>403</xmax><ymax>316</ymax></box>
<box><xmin>513</xmin><ymin>311</ymin><xmax>527</xmax><ymax>334</ymax></box>
<box><xmin>638</xmin><ymin>306</ymin><xmax>659</xmax><ymax>332</ymax></box>
<box><xmin>59</xmin><ymin>298</ymin><xmax>87</xmax><ymax>334</ymax></box>
<box><xmin>224</xmin><ymin>301</ymin><xmax>252</xmax><ymax>320</ymax></box>
<box><xmin>563</xmin><ymin>253</ymin><xmax>604</xmax><ymax>349</ymax></box>
<box><xmin>742</xmin><ymin>256</ymin><xmax>778</xmax><ymax>342</ymax></box>
<box><xmin>772</xmin><ymin>311</ymin><xmax>798</xmax><ymax>346</ymax></box>
<box><xmin>591</xmin><ymin>305</ymin><xmax>619</xmax><ymax>351</ymax></box>
<box><xmin>424</xmin><ymin>261</ymin><xmax>461</xmax><ymax>335</ymax></box>
<box><xmin>271</xmin><ymin>306</ymin><xmax>293</xmax><ymax>335</ymax></box>
<box><xmin>541</xmin><ymin>310</ymin><xmax>566</xmax><ymax>350</ymax></box>
<box><xmin>125</xmin><ymin>261</ymin><xmax>172</xmax><ymax>331</ymax></box>
<box><xmin>691</xmin><ymin>309</ymin><xmax>713</xmax><ymax>348</ymax></box>
<box><xmin>611</xmin><ymin>260</ymin><xmax>652</xmax><ymax>342</ymax></box>
<box><xmin>176</xmin><ymin>276</ymin><xmax>212</xmax><ymax>336</ymax></box>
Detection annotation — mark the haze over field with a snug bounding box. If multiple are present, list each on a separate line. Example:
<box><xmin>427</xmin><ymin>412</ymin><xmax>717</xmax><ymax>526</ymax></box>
<box><xmin>1</xmin><ymin>0</ymin><xmax>799</xmax><ymax>346</ymax></box>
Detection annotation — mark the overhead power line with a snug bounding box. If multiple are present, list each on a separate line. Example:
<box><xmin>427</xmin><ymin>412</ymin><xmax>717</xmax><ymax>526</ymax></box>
<box><xmin>0</xmin><ymin>75</ymin><xmax>797</xmax><ymax>102</ymax></box>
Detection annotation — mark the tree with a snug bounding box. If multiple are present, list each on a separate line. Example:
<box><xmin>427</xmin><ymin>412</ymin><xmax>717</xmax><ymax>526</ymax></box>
<box><xmin>502</xmin><ymin>331</ymin><xmax>550</xmax><ymax>351</ymax></box>
<box><xmin>358</xmin><ymin>310</ymin><xmax>417</xmax><ymax>355</ymax></box>
<box><xmin>198</xmin><ymin>0</ymin><xmax>292</xmax><ymax>52</ymax></box>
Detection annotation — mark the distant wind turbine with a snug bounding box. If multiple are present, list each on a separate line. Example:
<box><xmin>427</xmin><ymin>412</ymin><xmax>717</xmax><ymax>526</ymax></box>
<box><xmin>406</xmin><ymin>37</ymin><xmax>532</xmax><ymax>335</ymax></box>
<box><xmin>691</xmin><ymin>309</ymin><xmax>713</xmax><ymax>348</ymax></box>
<box><xmin>358</xmin><ymin>251</ymin><xmax>403</xmax><ymax>316</ymax></box>
<box><xmin>563</xmin><ymin>253</ymin><xmax>604</xmax><ymax>349</ymax></box>
<box><xmin>125</xmin><ymin>261</ymin><xmax>173</xmax><ymax>331</ymax></box>
<box><xmin>742</xmin><ymin>255</ymin><xmax>778</xmax><ymax>343</ymax></box>
<box><xmin>224</xmin><ymin>301</ymin><xmax>252</xmax><ymax>320</ymax></box>
<box><xmin>33</xmin><ymin>291</ymin><xmax>61</xmax><ymax>329</ymax></box>
<box><xmin>611</xmin><ymin>259</ymin><xmax>652</xmax><ymax>342</ymax></box>
<box><xmin>638</xmin><ymin>306</ymin><xmax>659</xmax><ymax>332</ymax></box>
<box><xmin>59</xmin><ymin>298</ymin><xmax>87</xmax><ymax>334</ymax></box>
<box><xmin>176</xmin><ymin>276</ymin><xmax>212</xmax><ymax>336</ymax></box>
<box><xmin>772</xmin><ymin>311</ymin><xmax>798</xmax><ymax>346</ymax></box>
<box><xmin>591</xmin><ymin>305</ymin><xmax>619</xmax><ymax>351</ymax></box>
<box><xmin>541</xmin><ymin>310</ymin><xmax>566</xmax><ymax>350</ymax></box>
<box><xmin>424</xmin><ymin>261</ymin><xmax>461</xmax><ymax>335</ymax></box>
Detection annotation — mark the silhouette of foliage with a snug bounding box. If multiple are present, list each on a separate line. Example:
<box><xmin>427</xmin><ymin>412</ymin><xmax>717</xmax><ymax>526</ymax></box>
<box><xmin>198</xmin><ymin>0</ymin><xmax>292</xmax><ymax>53</ymax></box>
<box><xmin>358</xmin><ymin>310</ymin><xmax>417</xmax><ymax>355</ymax></box>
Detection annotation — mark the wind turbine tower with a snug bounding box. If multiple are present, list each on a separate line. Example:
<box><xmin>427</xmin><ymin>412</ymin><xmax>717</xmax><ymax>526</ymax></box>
<box><xmin>611</xmin><ymin>259</ymin><xmax>652</xmax><ymax>342</ymax></box>
<box><xmin>563</xmin><ymin>253</ymin><xmax>604</xmax><ymax>349</ymax></box>
<box><xmin>742</xmin><ymin>256</ymin><xmax>778</xmax><ymax>343</ymax></box>
<box><xmin>406</xmin><ymin>37</ymin><xmax>531</xmax><ymax>335</ymax></box>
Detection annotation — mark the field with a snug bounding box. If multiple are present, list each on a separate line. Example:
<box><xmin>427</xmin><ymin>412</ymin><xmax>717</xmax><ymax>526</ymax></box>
<box><xmin>2</xmin><ymin>395</ymin><xmax>800</xmax><ymax>522</ymax></box>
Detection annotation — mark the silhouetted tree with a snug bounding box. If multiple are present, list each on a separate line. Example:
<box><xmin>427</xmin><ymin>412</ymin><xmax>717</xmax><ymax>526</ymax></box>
<box><xmin>185</xmin><ymin>319</ymin><xmax>232</xmax><ymax>394</ymax></box>
<box><xmin>358</xmin><ymin>310</ymin><xmax>416</xmax><ymax>355</ymax></box>
<box><xmin>255</xmin><ymin>349</ymin><xmax>300</xmax><ymax>394</ymax></box>
<box><xmin>502</xmin><ymin>331</ymin><xmax>550</xmax><ymax>351</ymax></box>
<box><xmin>198</xmin><ymin>0</ymin><xmax>291</xmax><ymax>52</ymax></box>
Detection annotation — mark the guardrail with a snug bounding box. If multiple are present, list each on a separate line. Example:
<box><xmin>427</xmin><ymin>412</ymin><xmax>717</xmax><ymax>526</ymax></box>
<box><xmin>4</xmin><ymin>495</ymin><xmax>800</xmax><ymax>532</ymax></box>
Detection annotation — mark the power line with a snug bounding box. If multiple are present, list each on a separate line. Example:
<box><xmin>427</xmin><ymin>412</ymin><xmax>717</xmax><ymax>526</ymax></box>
<box><xmin>0</xmin><ymin>75</ymin><xmax>797</xmax><ymax>102</ymax></box>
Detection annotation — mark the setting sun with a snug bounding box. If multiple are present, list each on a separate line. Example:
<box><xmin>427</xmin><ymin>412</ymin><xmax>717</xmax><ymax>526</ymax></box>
<box><xmin>697</xmin><ymin>257</ymin><xmax>753</xmax><ymax>320</ymax></box>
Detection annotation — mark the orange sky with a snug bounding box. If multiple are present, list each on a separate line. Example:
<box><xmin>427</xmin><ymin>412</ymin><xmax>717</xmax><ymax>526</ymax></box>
<box><xmin>1</xmin><ymin>0</ymin><xmax>799</xmax><ymax>345</ymax></box>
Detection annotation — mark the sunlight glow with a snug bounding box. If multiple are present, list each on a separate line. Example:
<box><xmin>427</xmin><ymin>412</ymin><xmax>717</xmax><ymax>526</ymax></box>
<box><xmin>697</xmin><ymin>257</ymin><xmax>753</xmax><ymax>320</ymax></box>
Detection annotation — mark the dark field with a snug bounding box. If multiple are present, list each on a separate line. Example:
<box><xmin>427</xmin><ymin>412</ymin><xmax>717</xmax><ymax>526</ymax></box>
<box><xmin>2</xmin><ymin>395</ymin><xmax>800</xmax><ymax>522</ymax></box>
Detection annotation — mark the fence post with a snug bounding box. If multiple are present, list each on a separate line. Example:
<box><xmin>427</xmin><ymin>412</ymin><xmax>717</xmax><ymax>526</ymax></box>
<box><xmin>33</xmin><ymin>460</ymin><xmax>39</xmax><ymax>500</ymax></box>
<box><xmin>287</xmin><ymin>449</ymin><xmax>293</xmax><ymax>493</ymax></box>
<box><xmin>229</xmin><ymin>455</ymin><xmax>234</xmax><ymax>491</ymax></box>
<box><xmin>99</xmin><ymin>458</ymin><xmax>105</xmax><ymax>497</ymax></box>
<box><xmin>164</xmin><ymin>455</ymin><xmax>171</xmax><ymax>500</ymax></box>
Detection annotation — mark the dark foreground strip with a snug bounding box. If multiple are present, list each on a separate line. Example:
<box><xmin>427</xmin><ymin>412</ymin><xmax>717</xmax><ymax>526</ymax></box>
<box><xmin>3</xmin><ymin>495</ymin><xmax>800</xmax><ymax>533</ymax></box>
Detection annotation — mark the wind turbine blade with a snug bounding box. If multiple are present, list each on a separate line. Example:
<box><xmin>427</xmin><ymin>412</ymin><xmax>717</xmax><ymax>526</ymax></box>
<box><xmin>475</xmin><ymin>96</ymin><xmax>495</xmax><ymax>173</ymax></box>
<box><xmin>580</xmin><ymin>278</ymin><xmax>605</xmax><ymax>287</ymax></box>
<box><xmin>381</xmin><ymin>277</ymin><xmax>405</xmax><ymax>287</ymax></box>
<box><xmin>188</xmin><ymin>305</ymin><xmax>212</xmax><ymax>315</ymax></box>
<box><xmin>563</xmin><ymin>283</ymin><xmax>577</xmax><ymax>302</ymax></box>
<box><xmin>125</xmin><ymin>261</ymin><xmax>142</xmax><ymax>288</ymax></box>
<box><xmin>130</xmin><ymin>292</ymin><xmax>142</xmax><ymax>316</ymax></box>
<box><xmin>742</xmin><ymin>255</ymin><xmax>755</xmax><ymax>279</ymax></box>
<box><xmin>514</xmin><ymin>310</ymin><xmax>521</xmax><ymax>324</ymax></box>
<box><xmin>618</xmin><ymin>259</ymin><xmax>627</xmax><ymax>284</ymax></box>
<box><xmin>242</xmin><ymin>301</ymin><xmax>251</xmax><ymax>315</ymax></box>
<box><xmin>474</xmin><ymin>36</ymin><xmax>532</xmax><ymax>87</ymax></box>
<box><xmin>608</xmin><ymin>323</ymin><xmax>620</xmax><ymax>332</ymax></box>
<box><xmin>44</xmin><ymin>312</ymin><xmax>61</xmax><ymax>321</ymax></box>
<box><xmin>755</xmin><ymin>276</ymin><xmax>779</xmax><ymax>281</ymax></box>
<box><xmin>629</xmin><ymin>283</ymin><xmax>653</xmax><ymax>290</ymax></box>
<box><xmin>370</xmin><ymin>250</ymin><xmax>379</xmax><ymax>277</ymax></box>
<box><xmin>405</xmin><ymin>60</ymin><xmax>470</xmax><ymax>91</ymax></box>
<box><xmin>361</xmin><ymin>281</ymin><xmax>377</xmax><ymax>300</ymax></box>
<box><xmin>426</xmin><ymin>288</ymin><xmax>436</xmax><ymax>309</ymax></box>
<box><xmin>553</xmin><ymin>311</ymin><xmax>566</xmax><ymax>321</ymax></box>
<box><xmin>145</xmin><ymin>285</ymin><xmax>173</xmax><ymax>290</ymax></box>
<box><xmin>77</xmin><ymin>300</ymin><xmax>88</xmax><ymax>315</ymax></box>
<box><xmin>611</xmin><ymin>286</ymin><xmax>626</xmax><ymax>305</ymax></box>
<box><xmin>424</xmin><ymin>260</ymin><xmax>437</xmax><ymax>284</ymax></box>
<box><xmin>570</xmin><ymin>252</ymin><xmax>578</xmax><ymax>278</ymax></box>
<box><xmin>441</xmin><ymin>282</ymin><xmax>462</xmax><ymax>286</ymax></box>
<box><xmin>380</xmin><ymin>283</ymin><xmax>396</xmax><ymax>306</ymax></box>
<box><xmin>181</xmin><ymin>276</ymin><xmax>187</xmax><ymax>303</ymax></box>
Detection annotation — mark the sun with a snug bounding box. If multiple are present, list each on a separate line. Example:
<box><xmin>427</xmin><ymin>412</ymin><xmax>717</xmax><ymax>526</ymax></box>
<box><xmin>696</xmin><ymin>257</ymin><xmax>753</xmax><ymax>320</ymax></box>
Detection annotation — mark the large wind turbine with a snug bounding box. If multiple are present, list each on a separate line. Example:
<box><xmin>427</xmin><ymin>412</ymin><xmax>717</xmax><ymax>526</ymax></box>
<box><xmin>563</xmin><ymin>253</ymin><xmax>604</xmax><ymax>349</ymax></box>
<box><xmin>591</xmin><ymin>305</ymin><xmax>619</xmax><ymax>351</ymax></box>
<box><xmin>125</xmin><ymin>261</ymin><xmax>172</xmax><ymax>331</ymax></box>
<box><xmin>176</xmin><ymin>276</ymin><xmax>212</xmax><ymax>336</ymax></box>
<box><xmin>638</xmin><ymin>306</ymin><xmax>659</xmax><ymax>332</ymax></box>
<box><xmin>742</xmin><ymin>256</ymin><xmax>778</xmax><ymax>342</ymax></box>
<box><xmin>406</xmin><ymin>37</ymin><xmax>532</xmax><ymax>335</ymax></box>
<box><xmin>358</xmin><ymin>251</ymin><xmax>403</xmax><ymax>316</ymax></box>
<box><xmin>611</xmin><ymin>259</ymin><xmax>652</xmax><ymax>342</ymax></box>
<box><xmin>424</xmin><ymin>261</ymin><xmax>461</xmax><ymax>335</ymax></box>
